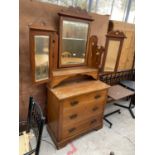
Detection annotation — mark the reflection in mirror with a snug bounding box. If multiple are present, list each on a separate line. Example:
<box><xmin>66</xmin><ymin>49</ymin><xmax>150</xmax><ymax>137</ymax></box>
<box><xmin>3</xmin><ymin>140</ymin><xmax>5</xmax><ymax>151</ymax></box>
<box><xmin>61</xmin><ymin>20</ymin><xmax>89</xmax><ymax>65</ymax></box>
<box><xmin>34</xmin><ymin>35</ymin><xmax>49</xmax><ymax>81</ymax></box>
<box><xmin>104</xmin><ymin>40</ymin><xmax>120</xmax><ymax>72</ymax></box>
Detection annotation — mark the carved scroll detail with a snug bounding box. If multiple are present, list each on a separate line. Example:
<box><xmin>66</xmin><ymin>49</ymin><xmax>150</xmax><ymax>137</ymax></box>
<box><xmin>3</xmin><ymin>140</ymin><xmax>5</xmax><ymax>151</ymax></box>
<box><xmin>88</xmin><ymin>35</ymin><xmax>105</xmax><ymax>69</ymax></box>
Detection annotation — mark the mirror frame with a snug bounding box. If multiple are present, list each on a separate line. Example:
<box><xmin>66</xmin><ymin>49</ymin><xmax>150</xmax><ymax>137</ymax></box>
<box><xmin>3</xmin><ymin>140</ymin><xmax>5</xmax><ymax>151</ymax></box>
<box><xmin>58</xmin><ymin>6</ymin><xmax>93</xmax><ymax>68</ymax></box>
<box><xmin>29</xmin><ymin>25</ymin><xmax>56</xmax><ymax>84</ymax></box>
<box><xmin>101</xmin><ymin>30</ymin><xmax>126</xmax><ymax>74</ymax></box>
<box><xmin>59</xmin><ymin>17</ymin><xmax>91</xmax><ymax>68</ymax></box>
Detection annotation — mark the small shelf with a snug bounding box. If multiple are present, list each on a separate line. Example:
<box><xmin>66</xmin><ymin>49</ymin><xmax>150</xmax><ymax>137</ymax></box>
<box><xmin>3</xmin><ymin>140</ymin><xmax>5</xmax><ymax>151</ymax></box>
<box><xmin>48</xmin><ymin>67</ymin><xmax>99</xmax><ymax>88</ymax></box>
<box><xmin>53</xmin><ymin>67</ymin><xmax>97</xmax><ymax>76</ymax></box>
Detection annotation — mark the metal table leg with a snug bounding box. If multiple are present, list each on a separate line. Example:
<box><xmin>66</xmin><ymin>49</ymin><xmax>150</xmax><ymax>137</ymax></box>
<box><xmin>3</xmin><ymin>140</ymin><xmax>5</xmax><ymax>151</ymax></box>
<box><xmin>104</xmin><ymin>109</ymin><xmax>121</xmax><ymax>128</ymax></box>
<box><xmin>114</xmin><ymin>96</ymin><xmax>135</xmax><ymax>119</ymax></box>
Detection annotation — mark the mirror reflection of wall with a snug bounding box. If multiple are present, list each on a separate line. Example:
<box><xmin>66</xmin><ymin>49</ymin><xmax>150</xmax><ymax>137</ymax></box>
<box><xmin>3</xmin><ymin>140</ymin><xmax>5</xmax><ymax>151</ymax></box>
<box><xmin>34</xmin><ymin>35</ymin><xmax>49</xmax><ymax>81</ymax></box>
<box><xmin>61</xmin><ymin>20</ymin><xmax>89</xmax><ymax>65</ymax></box>
<box><xmin>104</xmin><ymin>40</ymin><xmax>120</xmax><ymax>72</ymax></box>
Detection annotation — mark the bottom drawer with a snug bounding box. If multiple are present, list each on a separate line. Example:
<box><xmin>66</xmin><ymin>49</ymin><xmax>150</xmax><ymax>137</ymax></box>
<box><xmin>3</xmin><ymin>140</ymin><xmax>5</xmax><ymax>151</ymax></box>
<box><xmin>62</xmin><ymin>114</ymin><xmax>102</xmax><ymax>139</ymax></box>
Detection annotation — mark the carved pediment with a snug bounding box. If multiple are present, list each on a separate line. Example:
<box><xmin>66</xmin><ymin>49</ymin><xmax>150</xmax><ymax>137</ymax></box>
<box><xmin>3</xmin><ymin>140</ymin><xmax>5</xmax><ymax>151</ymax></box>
<box><xmin>58</xmin><ymin>6</ymin><xmax>93</xmax><ymax>21</ymax></box>
<box><xmin>28</xmin><ymin>20</ymin><xmax>56</xmax><ymax>31</ymax></box>
<box><xmin>106</xmin><ymin>30</ymin><xmax>126</xmax><ymax>38</ymax></box>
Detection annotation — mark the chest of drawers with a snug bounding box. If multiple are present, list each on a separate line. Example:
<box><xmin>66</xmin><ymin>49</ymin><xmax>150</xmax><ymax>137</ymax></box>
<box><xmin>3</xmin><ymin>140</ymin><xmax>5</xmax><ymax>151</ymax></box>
<box><xmin>47</xmin><ymin>80</ymin><xmax>110</xmax><ymax>149</ymax></box>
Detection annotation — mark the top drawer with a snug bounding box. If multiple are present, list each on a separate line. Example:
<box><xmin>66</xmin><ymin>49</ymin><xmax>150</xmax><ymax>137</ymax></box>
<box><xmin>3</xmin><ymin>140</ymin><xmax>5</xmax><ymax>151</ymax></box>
<box><xmin>63</xmin><ymin>90</ymin><xmax>107</xmax><ymax>111</ymax></box>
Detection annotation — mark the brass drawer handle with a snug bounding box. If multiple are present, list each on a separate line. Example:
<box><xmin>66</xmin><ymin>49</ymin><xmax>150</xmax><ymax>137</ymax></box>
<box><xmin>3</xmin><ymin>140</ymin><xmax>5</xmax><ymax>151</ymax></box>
<box><xmin>68</xmin><ymin>127</ymin><xmax>76</xmax><ymax>133</ymax></box>
<box><xmin>69</xmin><ymin>114</ymin><xmax>78</xmax><ymax>119</ymax></box>
<box><xmin>70</xmin><ymin>100</ymin><xmax>79</xmax><ymax>106</ymax></box>
<box><xmin>90</xmin><ymin>119</ymin><xmax>97</xmax><ymax>125</ymax></box>
<box><xmin>92</xmin><ymin>106</ymin><xmax>99</xmax><ymax>112</ymax></box>
<box><xmin>94</xmin><ymin>95</ymin><xmax>101</xmax><ymax>99</ymax></box>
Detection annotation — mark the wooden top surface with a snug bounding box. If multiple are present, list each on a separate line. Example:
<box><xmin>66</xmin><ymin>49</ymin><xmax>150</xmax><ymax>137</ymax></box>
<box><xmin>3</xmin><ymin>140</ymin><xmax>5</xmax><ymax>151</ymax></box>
<box><xmin>48</xmin><ymin>80</ymin><xmax>110</xmax><ymax>100</ymax></box>
<box><xmin>108</xmin><ymin>85</ymin><xmax>134</xmax><ymax>100</ymax></box>
<box><xmin>52</xmin><ymin>67</ymin><xmax>98</xmax><ymax>77</ymax></box>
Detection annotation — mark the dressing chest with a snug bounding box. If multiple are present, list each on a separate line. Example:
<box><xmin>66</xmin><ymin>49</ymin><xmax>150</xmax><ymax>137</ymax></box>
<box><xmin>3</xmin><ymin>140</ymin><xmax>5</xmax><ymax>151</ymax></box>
<box><xmin>47</xmin><ymin>79</ymin><xmax>109</xmax><ymax>148</ymax></box>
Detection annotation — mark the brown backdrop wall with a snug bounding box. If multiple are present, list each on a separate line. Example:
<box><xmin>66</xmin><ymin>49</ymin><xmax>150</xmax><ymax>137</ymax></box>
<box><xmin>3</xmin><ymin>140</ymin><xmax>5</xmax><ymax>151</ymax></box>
<box><xmin>19</xmin><ymin>0</ymin><xmax>109</xmax><ymax>121</ymax></box>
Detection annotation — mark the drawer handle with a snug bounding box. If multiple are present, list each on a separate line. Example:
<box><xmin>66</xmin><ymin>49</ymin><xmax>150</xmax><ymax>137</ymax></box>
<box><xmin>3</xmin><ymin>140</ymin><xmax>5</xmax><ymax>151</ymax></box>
<box><xmin>94</xmin><ymin>95</ymin><xmax>101</xmax><ymax>99</ymax></box>
<box><xmin>69</xmin><ymin>114</ymin><xmax>77</xmax><ymax>119</ymax></box>
<box><xmin>90</xmin><ymin>119</ymin><xmax>97</xmax><ymax>125</ymax></box>
<box><xmin>68</xmin><ymin>127</ymin><xmax>76</xmax><ymax>133</ymax></box>
<box><xmin>70</xmin><ymin>101</ymin><xmax>79</xmax><ymax>106</ymax></box>
<box><xmin>92</xmin><ymin>106</ymin><xmax>99</xmax><ymax>112</ymax></box>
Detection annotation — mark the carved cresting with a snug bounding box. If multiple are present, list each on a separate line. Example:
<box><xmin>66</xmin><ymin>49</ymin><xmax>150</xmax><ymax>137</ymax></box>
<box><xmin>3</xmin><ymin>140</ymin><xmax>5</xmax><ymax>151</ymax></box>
<box><xmin>58</xmin><ymin>6</ymin><xmax>93</xmax><ymax>21</ymax></box>
<box><xmin>106</xmin><ymin>30</ymin><xmax>126</xmax><ymax>38</ymax></box>
<box><xmin>88</xmin><ymin>35</ymin><xmax>105</xmax><ymax>69</ymax></box>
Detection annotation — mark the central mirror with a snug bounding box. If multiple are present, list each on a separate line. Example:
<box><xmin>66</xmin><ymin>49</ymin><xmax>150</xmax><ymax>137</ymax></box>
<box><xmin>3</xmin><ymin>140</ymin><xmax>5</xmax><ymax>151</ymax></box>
<box><xmin>60</xmin><ymin>19</ymin><xmax>89</xmax><ymax>67</ymax></box>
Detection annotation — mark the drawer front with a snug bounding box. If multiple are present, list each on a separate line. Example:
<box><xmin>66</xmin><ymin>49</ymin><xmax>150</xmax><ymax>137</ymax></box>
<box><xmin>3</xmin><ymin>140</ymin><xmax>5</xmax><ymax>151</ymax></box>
<box><xmin>63</xmin><ymin>90</ymin><xmax>107</xmax><ymax>112</ymax></box>
<box><xmin>62</xmin><ymin>106</ymin><xmax>86</xmax><ymax>128</ymax></box>
<box><xmin>62</xmin><ymin>115</ymin><xmax>102</xmax><ymax>139</ymax></box>
<box><xmin>86</xmin><ymin>101</ymin><xmax>104</xmax><ymax>117</ymax></box>
<box><xmin>62</xmin><ymin>101</ymin><xmax>103</xmax><ymax>128</ymax></box>
<box><xmin>62</xmin><ymin>90</ymin><xmax>107</xmax><ymax>128</ymax></box>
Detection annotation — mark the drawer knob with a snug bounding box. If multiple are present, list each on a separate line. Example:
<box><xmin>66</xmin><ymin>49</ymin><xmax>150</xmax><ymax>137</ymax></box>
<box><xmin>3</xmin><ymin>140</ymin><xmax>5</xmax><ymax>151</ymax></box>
<box><xmin>69</xmin><ymin>114</ymin><xmax>77</xmax><ymax>119</ymax></box>
<box><xmin>90</xmin><ymin>119</ymin><xmax>97</xmax><ymax>125</ymax></box>
<box><xmin>94</xmin><ymin>95</ymin><xmax>101</xmax><ymax>99</ymax></box>
<box><xmin>70</xmin><ymin>100</ymin><xmax>79</xmax><ymax>106</ymax></box>
<box><xmin>92</xmin><ymin>106</ymin><xmax>99</xmax><ymax>112</ymax></box>
<box><xmin>68</xmin><ymin>127</ymin><xmax>76</xmax><ymax>133</ymax></box>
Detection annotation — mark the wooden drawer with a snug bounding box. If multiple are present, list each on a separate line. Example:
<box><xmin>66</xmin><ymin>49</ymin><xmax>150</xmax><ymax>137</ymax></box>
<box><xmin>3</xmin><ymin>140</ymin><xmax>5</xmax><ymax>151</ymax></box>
<box><xmin>86</xmin><ymin>101</ymin><xmax>103</xmax><ymax>117</ymax></box>
<box><xmin>62</xmin><ymin>115</ymin><xmax>102</xmax><ymax>139</ymax></box>
<box><xmin>62</xmin><ymin>106</ymin><xmax>86</xmax><ymax>128</ymax></box>
<box><xmin>63</xmin><ymin>90</ymin><xmax>107</xmax><ymax>112</ymax></box>
<box><xmin>62</xmin><ymin>101</ymin><xmax>103</xmax><ymax>128</ymax></box>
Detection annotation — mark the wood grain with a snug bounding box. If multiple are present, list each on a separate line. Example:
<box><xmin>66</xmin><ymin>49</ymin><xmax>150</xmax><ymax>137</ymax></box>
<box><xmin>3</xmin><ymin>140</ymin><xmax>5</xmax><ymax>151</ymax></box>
<box><xmin>47</xmin><ymin>80</ymin><xmax>110</xmax><ymax>148</ymax></box>
<box><xmin>62</xmin><ymin>115</ymin><xmax>102</xmax><ymax>139</ymax></box>
<box><xmin>49</xmin><ymin>80</ymin><xmax>110</xmax><ymax>100</ymax></box>
<box><xmin>48</xmin><ymin>67</ymin><xmax>98</xmax><ymax>88</ymax></box>
<box><xmin>62</xmin><ymin>90</ymin><xmax>106</xmax><ymax>110</ymax></box>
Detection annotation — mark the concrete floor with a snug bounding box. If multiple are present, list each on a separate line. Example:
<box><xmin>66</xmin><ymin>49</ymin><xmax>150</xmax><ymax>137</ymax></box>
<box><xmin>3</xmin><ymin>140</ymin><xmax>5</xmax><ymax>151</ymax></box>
<box><xmin>39</xmin><ymin>100</ymin><xmax>135</xmax><ymax>155</ymax></box>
